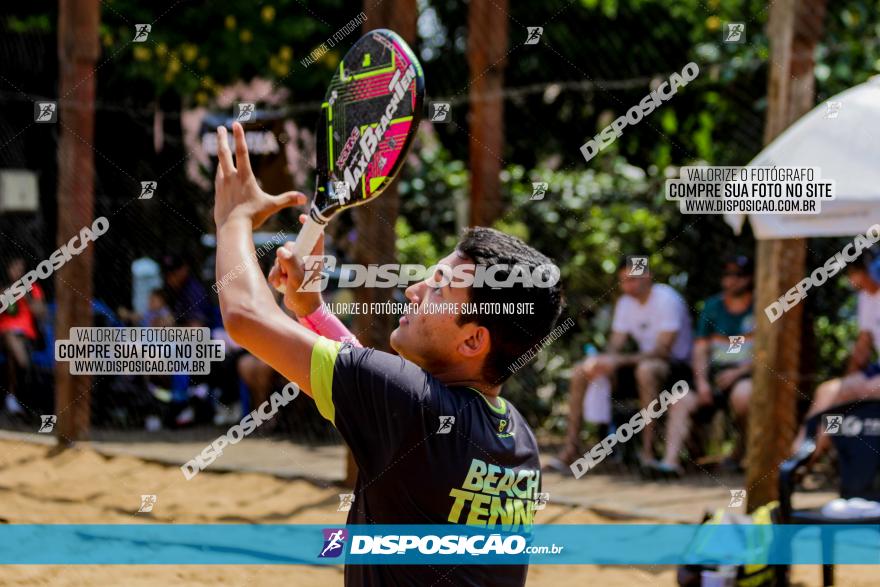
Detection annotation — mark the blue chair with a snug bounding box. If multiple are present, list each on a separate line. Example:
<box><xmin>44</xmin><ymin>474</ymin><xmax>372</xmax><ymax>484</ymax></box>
<box><xmin>778</xmin><ymin>400</ymin><xmax>880</xmax><ymax>586</ymax></box>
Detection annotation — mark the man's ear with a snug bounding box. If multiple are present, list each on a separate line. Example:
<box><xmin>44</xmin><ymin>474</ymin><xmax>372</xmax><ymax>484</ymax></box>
<box><xmin>458</xmin><ymin>323</ymin><xmax>491</xmax><ymax>359</ymax></box>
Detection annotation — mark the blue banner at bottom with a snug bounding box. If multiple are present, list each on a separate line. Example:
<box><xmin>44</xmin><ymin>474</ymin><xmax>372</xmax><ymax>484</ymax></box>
<box><xmin>0</xmin><ymin>524</ymin><xmax>878</xmax><ymax>565</ymax></box>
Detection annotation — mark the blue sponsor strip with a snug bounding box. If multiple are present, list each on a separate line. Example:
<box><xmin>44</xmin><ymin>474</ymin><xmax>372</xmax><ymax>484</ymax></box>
<box><xmin>0</xmin><ymin>525</ymin><xmax>879</xmax><ymax>565</ymax></box>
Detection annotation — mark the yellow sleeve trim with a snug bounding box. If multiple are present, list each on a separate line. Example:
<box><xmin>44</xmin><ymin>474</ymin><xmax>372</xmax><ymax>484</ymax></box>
<box><xmin>310</xmin><ymin>336</ymin><xmax>341</xmax><ymax>424</ymax></box>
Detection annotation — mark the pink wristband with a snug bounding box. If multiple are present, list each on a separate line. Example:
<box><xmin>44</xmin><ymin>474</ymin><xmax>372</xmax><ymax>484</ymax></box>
<box><xmin>298</xmin><ymin>303</ymin><xmax>362</xmax><ymax>347</ymax></box>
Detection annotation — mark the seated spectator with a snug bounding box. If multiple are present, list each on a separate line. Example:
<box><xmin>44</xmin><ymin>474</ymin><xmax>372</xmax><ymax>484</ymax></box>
<box><xmin>0</xmin><ymin>257</ymin><xmax>47</xmax><ymax>415</ymax></box>
<box><xmin>119</xmin><ymin>289</ymin><xmax>174</xmax><ymax>327</ymax></box>
<box><xmin>662</xmin><ymin>255</ymin><xmax>755</xmax><ymax>474</ymax></box>
<box><xmin>794</xmin><ymin>251</ymin><xmax>880</xmax><ymax>454</ymax></box>
<box><xmin>553</xmin><ymin>258</ymin><xmax>692</xmax><ymax>469</ymax></box>
<box><xmin>144</xmin><ymin>290</ymin><xmax>174</xmax><ymax>327</ymax></box>
<box><xmin>161</xmin><ymin>255</ymin><xmax>212</xmax><ymax>327</ymax></box>
<box><xmin>159</xmin><ymin>256</ymin><xmax>214</xmax><ymax>424</ymax></box>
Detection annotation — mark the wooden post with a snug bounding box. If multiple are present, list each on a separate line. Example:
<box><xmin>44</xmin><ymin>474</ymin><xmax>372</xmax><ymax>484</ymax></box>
<box><xmin>54</xmin><ymin>0</ymin><xmax>100</xmax><ymax>444</ymax></box>
<box><xmin>467</xmin><ymin>0</ymin><xmax>508</xmax><ymax>227</ymax></box>
<box><xmin>747</xmin><ymin>0</ymin><xmax>827</xmax><ymax>510</ymax></box>
<box><xmin>345</xmin><ymin>0</ymin><xmax>417</xmax><ymax>486</ymax></box>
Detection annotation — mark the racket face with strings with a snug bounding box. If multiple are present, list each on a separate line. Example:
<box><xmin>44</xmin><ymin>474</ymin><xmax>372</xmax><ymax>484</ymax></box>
<box><xmin>311</xmin><ymin>29</ymin><xmax>425</xmax><ymax>222</ymax></box>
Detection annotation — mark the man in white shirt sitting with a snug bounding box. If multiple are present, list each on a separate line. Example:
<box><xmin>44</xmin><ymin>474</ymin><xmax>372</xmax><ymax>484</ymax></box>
<box><xmin>554</xmin><ymin>257</ymin><xmax>693</xmax><ymax>470</ymax></box>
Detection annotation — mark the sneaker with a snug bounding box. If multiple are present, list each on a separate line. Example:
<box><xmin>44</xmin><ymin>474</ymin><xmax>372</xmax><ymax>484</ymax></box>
<box><xmin>148</xmin><ymin>383</ymin><xmax>172</xmax><ymax>403</ymax></box>
<box><xmin>175</xmin><ymin>406</ymin><xmax>195</xmax><ymax>427</ymax></box>
<box><xmin>189</xmin><ymin>383</ymin><xmax>210</xmax><ymax>400</ymax></box>
<box><xmin>144</xmin><ymin>415</ymin><xmax>162</xmax><ymax>432</ymax></box>
<box><xmin>213</xmin><ymin>402</ymin><xmax>242</xmax><ymax>426</ymax></box>
<box><xmin>5</xmin><ymin>394</ymin><xmax>23</xmax><ymax>415</ymax></box>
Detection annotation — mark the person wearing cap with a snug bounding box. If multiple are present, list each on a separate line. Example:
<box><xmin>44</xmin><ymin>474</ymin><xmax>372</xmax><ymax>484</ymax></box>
<box><xmin>160</xmin><ymin>255</ymin><xmax>214</xmax><ymax>426</ymax></box>
<box><xmin>660</xmin><ymin>255</ymin><xmax>755</xmax><ymax>474</ymax></box>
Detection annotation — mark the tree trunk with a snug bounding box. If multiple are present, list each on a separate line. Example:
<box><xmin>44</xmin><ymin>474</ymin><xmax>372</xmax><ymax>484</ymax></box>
<box><xmin>54</xmin><ymin>0</ymin><xmax>100</xmax><ymax>444</ymax></box>
<box><xmin>747</xmin><ymin>0</ymin><xmax>827</xmax><ymax>510</ymax></box>
<box><xmin>467</xmin><ymin>0</ymin><xmax>508</xmax><ymax>227</ymax></box>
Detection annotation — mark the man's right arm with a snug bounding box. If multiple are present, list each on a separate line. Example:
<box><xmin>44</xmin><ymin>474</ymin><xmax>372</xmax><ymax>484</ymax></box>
<box><xmin>268</xmin><ymin>227</ymin><xmax>362</xmax><ymax>347</ymax></box>
<box><xmin>213</xmin><ymin>123</ymin><xmax>317</xmax><ymax>397</ymax></box>
<box><xmin>217</xmin><ymin>217</ymin><xmax>320</xmax><ymax>397</ymax></box>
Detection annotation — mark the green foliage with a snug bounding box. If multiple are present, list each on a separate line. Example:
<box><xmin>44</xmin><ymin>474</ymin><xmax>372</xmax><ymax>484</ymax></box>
<box><xmin>814</xmin><ymin>308</ymin><xmax>860</xmax><ymax>378</ymax></box>
<box><xmin>9</xmin><ymin>0</ymin><xmax>880</xmax><ymax>429</ymax></box>
<box><xmin>396</xmin><ymin>131</ymin><xmax>872</xmax><ymax>422</ymax></box>
<box><xmin>395</xmin><ymin>143</ymin><xmax>740</xmax><ymax>428</ymax></box>
<box><xmin>396</xmin><ymin>216</ymin><xmax>444</xmax><ymax>266</ymax></box>
<box><xmin>397</xmin><ymin>129</ymin><xmax>468</xmax><ymax>243</ymax></box>
<box><xmin>7</xmin><ymin>14</ymin><xmax>51</xmax><ymax>33</ymax></box>
<box><xmin>96</xmin><ymin>0</ymin><xmax>350</xmax><ymax>103</ymax></box>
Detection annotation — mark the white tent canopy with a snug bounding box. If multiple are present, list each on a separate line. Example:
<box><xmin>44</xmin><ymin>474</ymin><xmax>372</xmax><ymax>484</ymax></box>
<box><xmin>725</xmin><ymin>76</ymin><xmax>880</xmax><ymax>240</ymax></box>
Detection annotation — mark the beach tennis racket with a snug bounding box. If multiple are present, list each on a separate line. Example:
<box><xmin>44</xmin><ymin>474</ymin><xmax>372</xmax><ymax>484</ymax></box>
<box><xmin>275</xmin><ymin>28</ymin><xmax>425</xmax><ymax>292</ymax></box>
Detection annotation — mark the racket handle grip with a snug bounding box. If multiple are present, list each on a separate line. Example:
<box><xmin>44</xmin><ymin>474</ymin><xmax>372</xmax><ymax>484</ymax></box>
<box><xmin>274</xmin><ymin>216</ymin><xmax>325</xmax><ymax>294</ymax></box>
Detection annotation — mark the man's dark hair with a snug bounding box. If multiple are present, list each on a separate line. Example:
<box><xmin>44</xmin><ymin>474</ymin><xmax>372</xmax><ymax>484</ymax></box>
<box><xmin>455</xmin><ymin>227</ymin><xmax>563</xmax><ymax>384</ymax></box>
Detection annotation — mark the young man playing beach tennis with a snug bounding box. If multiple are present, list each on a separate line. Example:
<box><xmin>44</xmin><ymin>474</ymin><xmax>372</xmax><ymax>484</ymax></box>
<box><xmin>213</xmin><ymin>123</ymin><xmax>563</xmax><ymax>586</ymax></box>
